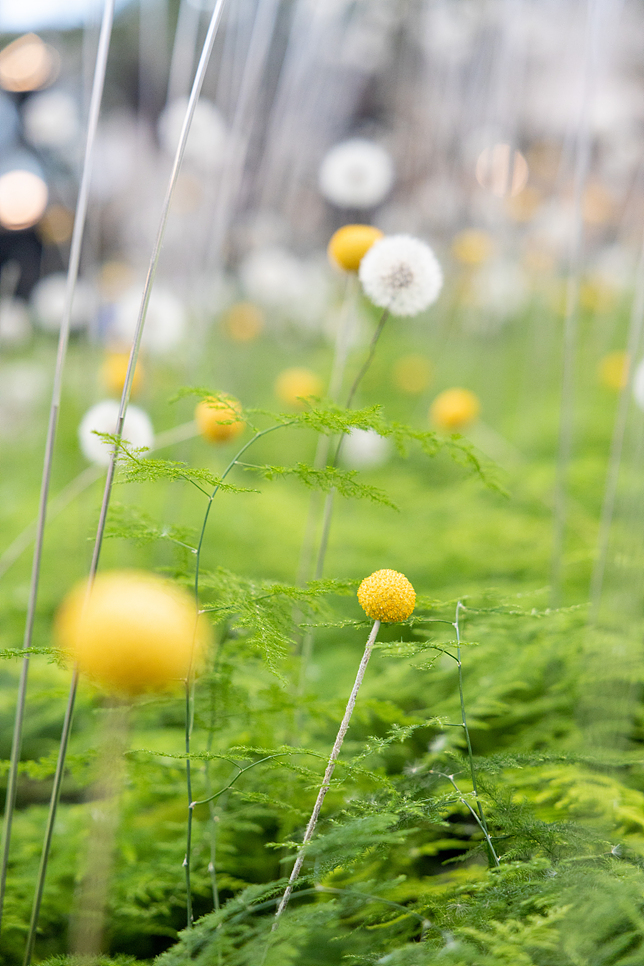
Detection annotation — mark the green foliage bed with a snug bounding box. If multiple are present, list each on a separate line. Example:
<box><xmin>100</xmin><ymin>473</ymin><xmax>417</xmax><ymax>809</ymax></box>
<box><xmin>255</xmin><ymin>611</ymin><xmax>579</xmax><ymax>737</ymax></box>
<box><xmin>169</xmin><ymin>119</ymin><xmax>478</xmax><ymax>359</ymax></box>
<box><xmin>2</xmin><ymin>302</ymin><xmax>643</xmax><ymax>966</ymax></box>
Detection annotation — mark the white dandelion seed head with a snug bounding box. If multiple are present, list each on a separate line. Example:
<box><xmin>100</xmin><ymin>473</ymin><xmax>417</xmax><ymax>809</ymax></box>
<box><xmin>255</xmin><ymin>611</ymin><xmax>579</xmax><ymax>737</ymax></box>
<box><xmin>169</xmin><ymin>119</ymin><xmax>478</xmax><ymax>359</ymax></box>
<box><xmin>359</xmin><ymin>234</ymin><xmax>443</xmax><ymax>316</ymax></box>
<box><xmin>31</xmin><ymin>273</ymin><xmax>98</xmax><ymax>333</ymax></box>
<box><xmin>341</xmin><ymin>428</ymin><xmax>391</xmax><ymax>470</ymax></box>
<box><xmin>319</xmin><ymin>138</ymin><xmax>394</xmax><ymax>209</ymax></box>
<box><xmin>110</xmin><ymin>285</ymin><xmax>187</xmax><ymax>356</ymax></box>
<box><xmin>78</xmin><ymin>400</ymin><xmax>154</xmax><ymax>466</ymax></box>
<box><xmin>158</xmin><ymin>97</ymin><xmax>227</xmax><ymax>170</ymax></box>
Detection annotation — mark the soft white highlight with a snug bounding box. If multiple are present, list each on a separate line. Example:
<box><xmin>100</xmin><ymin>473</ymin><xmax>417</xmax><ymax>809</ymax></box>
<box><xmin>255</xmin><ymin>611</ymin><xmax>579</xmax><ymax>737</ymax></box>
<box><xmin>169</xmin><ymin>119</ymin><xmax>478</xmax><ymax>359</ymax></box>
<box><xmin>319</xmin><ymin>138</ymin><xmax>394</xmax><ymax>209</ymax></box>
<box><xmin>359</xmin><ymin>234</ymin><xmax>443</xmax><ymax>316</ymax></box>
<box><xmin>31</xmin><ymin>273</ymin><xmax>97</xmax><ymax>332</ymax></box>
<box><xmin>342</xmin><ymin>429</ymin><xmax>391</xmax><ymax>470</ymax></box>
<box><xmin>632</xmin><ymin>359</ymin><xmax>644</xmax><ymax>411</ymax></box>
<box><xmin>79</xmin><ymin>400</ymin><xmax>154</xmax><ymax>467</ymax></box>
<box><xmin>158</xmin><ymin>98</ymin><xmax>227</xmax><ymax>170</ymax></box>
<box><xmin>110</xmin><ymin>285</ymin><xmax>187</xmax><ymax>355</ymax></box>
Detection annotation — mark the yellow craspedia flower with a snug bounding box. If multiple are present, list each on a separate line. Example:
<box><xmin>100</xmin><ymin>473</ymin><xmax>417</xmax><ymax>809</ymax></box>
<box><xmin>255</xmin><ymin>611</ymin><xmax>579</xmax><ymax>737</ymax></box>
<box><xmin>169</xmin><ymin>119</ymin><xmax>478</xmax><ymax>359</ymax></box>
<box><xmin>358</xmin><ymin>569</ymin><xmax>416</xmax><ymax>623</ymax></box>
<box><xmin>327</xmin><ymin>224</ymin><xmax>384</xmax><ymax>272</ymax></box>
<box><xmin>451</xmin><ymin>229</ymin><xmax>494</xmax><ymax>266</ymax></box>
<box><xmin>430</xmin><ymin>388</ymin><xmax>480</xmax><ymax>431</ymax></box>
<box><xmin>275</xmin><ymin>367</ymin><xmax>323</xmax><ymax>408</ymax></box>
<box><xmin>392</xmin><ymin>354</ymin><xmax>432</xmax><ymax>394</ymax></box>
<box><xmin>222</xmin><ymin>301</ymin><xmax>264</xmax><ymax>342</ymax></box>
<box><xmin>55</xmin><ymin>571</ymin><xmax>210</xmax><ymax>697</ymax></box>
<box><xmin>101</xmin><ymin>351</ymin><xmax>143</xmax><ymax>396</ymax></box>
<box><xmin>599</xmin><ymin>351</ymin><xmax>629</xmax><ymax>391</ymax></box>
<box><xmin>195</xmin><ymin>395</ymin><xmax>245</xmax><ymax>443</ymax></box>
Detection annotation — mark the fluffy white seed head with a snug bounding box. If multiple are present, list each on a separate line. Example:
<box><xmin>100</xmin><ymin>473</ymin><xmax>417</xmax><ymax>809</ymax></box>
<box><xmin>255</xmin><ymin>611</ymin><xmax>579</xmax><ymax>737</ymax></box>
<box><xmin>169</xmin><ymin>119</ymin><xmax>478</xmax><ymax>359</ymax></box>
<box><xmin>79</xmin><ymin>400</ymin><xmax>154</xmax><ymax>466</ymax></box>
<box><xmin>31</xmin><ymin>273</ymin><xmax>97</xmax><ymax>332</ymax></box>
<box><xmin>158</xmin><ymin>98</ymin><xmax>227</xmax><ymax>170</ymax></box>
<box><xmin>319</xmin><ymin>138</ymin><xmax>394</xmax><ymax>209</ymax></box>
<box><xmin>109</xmin><ymin>285</ymin><xmax>187</xmax><ymax>356</ymax></box>
<box><xmin>359</xmin><ymin>234</ymin><xmax>443</xmax><ymax>316</ymax></box>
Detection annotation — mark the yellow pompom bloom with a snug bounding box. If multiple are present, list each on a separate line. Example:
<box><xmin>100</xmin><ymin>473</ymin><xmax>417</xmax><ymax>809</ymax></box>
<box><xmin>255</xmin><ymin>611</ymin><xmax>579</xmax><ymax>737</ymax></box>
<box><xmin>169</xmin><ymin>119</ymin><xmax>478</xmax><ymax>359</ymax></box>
<box><xmin>195</xmin><ymin>395</ymin><xmax>245</xmax><ymax>443</ymax></box>
<box><xmin>222</xmin><ymin>302</ymin><xmax>264</xmax><ymax>342</ymax></box>
<box><xmin>599</xmin><ymin>351</ymin><xmax>629</xmax><ymax>391</ymax></box>
<box><xmin>430</xmin><ymin>388</ymin><xmax>480</xmax><ymax>431</ymax></box>
<box><xmin>275</xmin><ymin>367</ymin><xmax>323</xmax><ymax>407</ymax></box>
<box><xmin>358</xmin><ymin>569</ymin><xmax>416</xmax><ymax>623</ymax></box>
<box><xmin>101</xmin><ymin>352</ymin><xmax>143</xmax><ymax>396</ymax></box>
<box><xmin>451</xmin><ymin>229</ymin><xmax>494</xmax><ymax>266</ymax></box>
<box><xmin>392</xmin><ymin>354</ymin><xmax>432</xmax><ymax>394</ymax></box>
<box><xmin>327</xmin><ymin>224</ymin><xmax>384</xmax><ymax>272</ymax></box>
<box><xmin>56</xmin><ymin>571</ymin><xmax>210</xmax><ymax>696</ymax></box>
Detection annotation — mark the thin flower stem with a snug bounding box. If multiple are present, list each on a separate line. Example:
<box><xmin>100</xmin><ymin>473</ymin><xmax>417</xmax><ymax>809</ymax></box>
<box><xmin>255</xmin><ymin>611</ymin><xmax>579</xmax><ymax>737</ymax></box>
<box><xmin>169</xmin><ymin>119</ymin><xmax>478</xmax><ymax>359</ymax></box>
<box><xmin>21</xmin><ymin>6</ymin><xmax>228</xmax><ymax>959</ymax></box>
<box><xmin>274</xmin><ymin>619</ymin><xmax>381</xmax><ymax>926</ymax></box>
<box><xmin>299</xmin><ymin>309</ymin><xmax>390</xmax><ymax>688</ymax></box>
<box><xmin>0</xmin><ymin>0</ymin><xmax>116</xmax><ymax>939</ymax></box>
<box><xmin>453</xmin><ymin>602</ymin><xmax>499</xmax><ymax>869</ymax></box>
<box><xmin>430</xmin><ymin>770</ymin><xmax>499</xmax><ymax>866</ymax></box>
<box><xmin>185</xmin><ymin>421</ymin><xmax>293</xmax><ymax>924</ymax></box>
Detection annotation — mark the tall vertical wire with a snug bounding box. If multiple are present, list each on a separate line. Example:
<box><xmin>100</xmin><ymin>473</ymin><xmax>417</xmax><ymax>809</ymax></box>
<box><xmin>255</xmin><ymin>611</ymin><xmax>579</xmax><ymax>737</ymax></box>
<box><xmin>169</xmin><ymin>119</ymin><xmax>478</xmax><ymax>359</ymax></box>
<box><xmin>550</xmin><ymin>0</ymin><xmax>604</xmax><ymax>605</ymax></box>
<box><xmin>0</xmin><ymin>0</ymin><xmax>116</xmax><ymax>932</ymax></box>
<box><xmin>22</xmin><ymin>3</ymin><xmax>229</xmax><ymax>961</ymax></box>
<box><xmin>590</xmin><ymin>231</ymin><xmax>644</xmax><ymax>614</ymax></box>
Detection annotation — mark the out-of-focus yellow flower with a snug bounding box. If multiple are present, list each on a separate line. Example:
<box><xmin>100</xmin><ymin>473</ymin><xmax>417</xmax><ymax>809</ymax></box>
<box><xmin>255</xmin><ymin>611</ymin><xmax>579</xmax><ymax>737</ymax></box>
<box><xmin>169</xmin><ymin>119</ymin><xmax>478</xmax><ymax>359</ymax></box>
<box><xmin>222</xmin><ymin>302</ymin><xmax>264</xmax><ymax>342</ymax></box>
<box><xmin>580</xmin><ymin>278</ymin><xmax>617</xmax><ymax>314</ymax></box>
<box><xmin>598</xmin><ymin>351</ymin><xmax>629</xmax><ymax>391</ymax></box>
<box><xmin>358</xmin><ymin>569</ymin><xmax>415</xmax><ymax>623</ymax></box>
<box><xmin>275</xmin><ymin>367</ymin><xmax>323</xmax><ymax>407</ymax></box>
<box><xmin>56</xmin><ymin>571</ymin><xmax>210</xmax><ymax>696</ymax></box>
<box><xmin>101</xmin><ymin>352</ymin><xmax>143</xmax><ymax>396</ymax></box>
<box><xmin>392</xmin><ymin>354</ymin><xmax>432</xmax><ymax>394</ymax></box>
<box><xmin>195</xmin><ymin>395</ymin><xmax>245</xmax><ymax>443</ymax></box>
<box><xmin>430</xmin><ymin>388</ymin><xmax>480</xmax><ymax>431</ymax></box>
<box><xmin>451</xmin><ymin>229</ymin><xmax>494</xmax><ymax>266</ymax></box>
<box><xmin>327</xmin><ymin>224</ymin><xmax>384</xmax><ymax>272</ymax></box>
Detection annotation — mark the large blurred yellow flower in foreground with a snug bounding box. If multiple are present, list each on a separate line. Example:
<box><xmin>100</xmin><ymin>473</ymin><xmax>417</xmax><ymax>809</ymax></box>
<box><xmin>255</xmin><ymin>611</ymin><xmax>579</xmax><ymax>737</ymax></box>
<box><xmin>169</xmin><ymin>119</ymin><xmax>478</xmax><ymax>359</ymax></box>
<box><xmin>56</xmin><ymin>571</ymin><xmax>210</xmax><ymax>696</ymax></box>
<box><xmin>358</xmin><ymin>569</ymin><xmax>416</xmax><ymax>623</ymax></box>
<box><xmin>195</xmin><ymin>395</ymin><xmax>245</xmax><ymax>443</ymax></box>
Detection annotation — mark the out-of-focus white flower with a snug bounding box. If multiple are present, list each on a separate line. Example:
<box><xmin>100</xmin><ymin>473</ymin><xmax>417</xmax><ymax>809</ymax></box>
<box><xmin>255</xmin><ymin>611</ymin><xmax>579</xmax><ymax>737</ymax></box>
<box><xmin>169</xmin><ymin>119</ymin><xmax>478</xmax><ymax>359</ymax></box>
<box><xmin>319</xmin><ymin>138</ymin><xmax>394</xmax><ymax>209</ymax></box>
<box><xmin>31</xmin><ymin>273</ymin><xmax>97</xmax><ymax>332</ymax></box>
<box><xmin>359</xmin><ymin>234</ymin><xmax>443</xmax><ymax>316</ymax></box>
<box><xmin>110</xmin><ymin>285</ymin><xmax>187</xmax><ymax>356</ymax></box>
<box><xmin>158</xmin><ymin>97</ymin><xmax>227</xmax><ymax>169</ymax></box>
<box><xmin>0</xmin><ymin>298</ymin><xmax>31</xmax><ymax>345</ymax></box>
<box><xmin>23</xmin><ymin>90</ymin><xmax>79</xmax><ymax>150</ymax></box>
<box><xmin>239</xmin><ymin>247</ymin><xmax>329</xmax><ymax>328</ymax></box>
<box><xmin>632</xmin><ymin>359</ymin><xmax>644</xmax><ymax>411</ymax></box>
<box><xmin>342</xmin><ymin>428</ymin><xmax>391</xmax><ymax>469</ymax></box>
<box><xmin>78</xmin><ymin>400</ymin><xmax>154</xmax><ymax>466</ymax></box>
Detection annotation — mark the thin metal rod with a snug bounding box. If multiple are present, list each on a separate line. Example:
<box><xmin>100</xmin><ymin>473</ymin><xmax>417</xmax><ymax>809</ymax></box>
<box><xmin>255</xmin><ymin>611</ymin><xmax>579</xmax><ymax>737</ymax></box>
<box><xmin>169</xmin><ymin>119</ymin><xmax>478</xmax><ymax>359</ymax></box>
<box><xmin>22</xmin><ymin>5</ymin><xmax>228</xmax><ymax>959</ymax></box>
<box><xmin>274</xmin><ymin>619</ymin><xmax>381</xmax><ymax>924</ymax></box>
<box><xmin>590</xmin><ymin>232</ymin><xmax>644</xmax><ymax>613</ymax></box>
<box><xmin>0</xmin><ymin>0</ymin><xmax>116</xmax><ymax>934</ymax></box>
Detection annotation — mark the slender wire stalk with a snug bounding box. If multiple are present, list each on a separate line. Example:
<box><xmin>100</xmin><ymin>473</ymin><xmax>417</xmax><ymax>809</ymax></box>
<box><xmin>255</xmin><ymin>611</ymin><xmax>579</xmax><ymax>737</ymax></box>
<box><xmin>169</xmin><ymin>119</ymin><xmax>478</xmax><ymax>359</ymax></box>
<box><xmin>274</xmin><ymin>619</ymin><xmax>381</xmax><ymax>925</ymax></box>
<box><xmin>22</xmin><ymin>5</ymin><xmax>228</xmax><ymax>959</ymax></box>
<box><xmin>0</xmin><ymin>0</ymin><xmax>116</xmax><ymax>935</ymax></box>
<box><xmin>453</xmin><ymin>602</ymin><xmax>498</xmax><ymax>868</ymax></box>
<box><xmin>184</xmin><ymin>420</ymin><xmax>293</xmax><ymax>922</ymax></box>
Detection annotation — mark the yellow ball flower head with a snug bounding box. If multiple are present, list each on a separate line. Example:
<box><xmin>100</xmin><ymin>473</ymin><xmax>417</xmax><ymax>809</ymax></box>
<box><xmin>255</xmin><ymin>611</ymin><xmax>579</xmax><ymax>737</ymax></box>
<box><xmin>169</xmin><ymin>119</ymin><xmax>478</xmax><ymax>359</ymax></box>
<box><xmin>275</xmin><ymin>367</ymin><xmax>323</xmax><ymax>408</ymax></box>
<box><xmin>101</xmin><ymin>352</ymin><xmax>143</xmax><ymax>396</ymax></box>
<box><xmin>328</xmin><ymin>224</ymin><xmax>384</xmax><ymax>273</ymax></box>
<box><xmin>430</xmin><ymin>388</ymin><xmax>480</xmax><ymax>431</ymax></box>
<box><xmin>222</xmin><ymin>301</ymin><xmax>264</xmax><ymax>342</ymax></box>
<box><xmin>56</xmin><ymin>571</ymin><xmax>211</xmax><ymax>697</ymax></box>
<box><xmin>195</xmin><ymin>395</ymin><xmax>245</xmax><ymax>443</ymax></box>
<box><xmin>358</xmin><ymin>569</ymin><xmax>416</xmax><ymax>623</ymax></box>
<box><xmin>599</xmin><ymin>351</ymin><xmax>629</xmax><ymax>391</ymax></box>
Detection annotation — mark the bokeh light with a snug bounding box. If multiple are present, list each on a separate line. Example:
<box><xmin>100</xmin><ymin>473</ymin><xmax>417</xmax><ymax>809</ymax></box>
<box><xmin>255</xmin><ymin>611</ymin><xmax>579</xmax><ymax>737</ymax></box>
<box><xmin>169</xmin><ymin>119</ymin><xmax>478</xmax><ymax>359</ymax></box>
<box><xmin>0</xmin><ymin>33</ymin><xmax>59</xmax><ymax>92</ymax></box>
<box><xmin>0</xmin><ymin>169</ymin><xmax>48</xmax><ymax>230</ymax></box>
<box><xmin>475</xmin><ymin>143</ymin><xmax>529</xmax><ymax>198</ymax></box>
